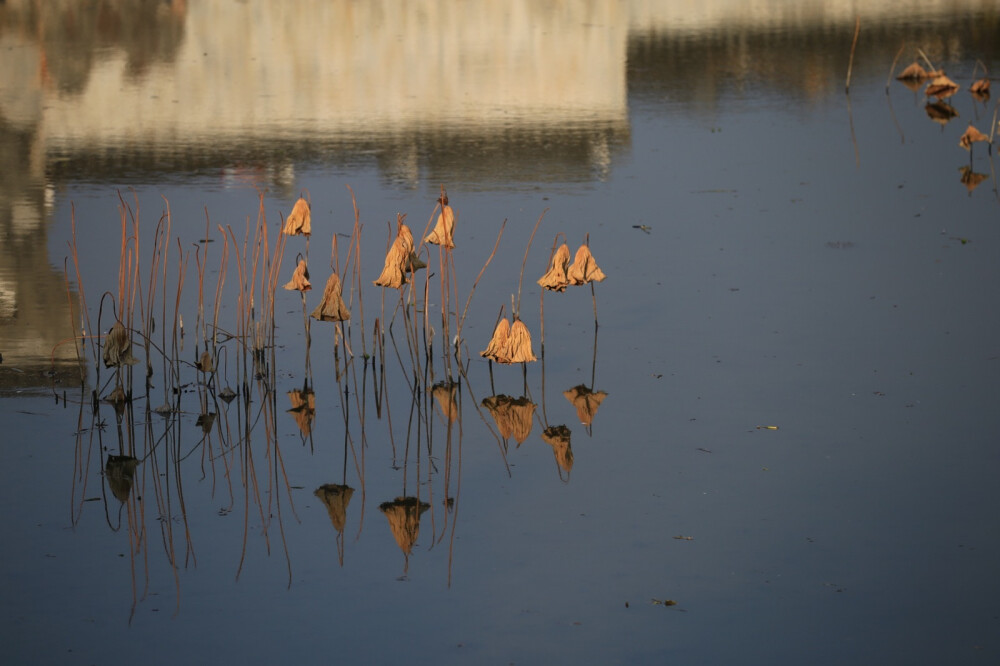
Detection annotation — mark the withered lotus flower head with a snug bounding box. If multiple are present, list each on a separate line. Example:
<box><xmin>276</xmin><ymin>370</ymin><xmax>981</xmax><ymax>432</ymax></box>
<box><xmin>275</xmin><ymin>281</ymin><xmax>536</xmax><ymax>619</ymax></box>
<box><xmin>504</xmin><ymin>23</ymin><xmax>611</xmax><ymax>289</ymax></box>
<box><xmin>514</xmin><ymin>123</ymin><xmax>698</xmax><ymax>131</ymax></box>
<box><xmin>563</xmin><ymin>384</ymin><xmax>608</xmax><ymax>426</ymax></box>
<box><xmin>959</xmin><ymin>166</ymin><xmax>989</xmax><ymax>193</ymax></box>
<box><xmin>959</xmin><ymin>124</ymin><xmax>989</xmax><ymax>150</ymax></box>
<box><xmin>284</xmin><ymin>259</ymin><xmax>311</xmax><ymax>292</ymax></box>
<box><xmin>970</xmin><ymin>78</ymin><xmax>991</xmax><ymax>96</ymax></box>
<box><xmin>480</xmin><ymin>317</ymin><xmax>511</xmax><ymax>363</ymax></box>
<box><xmin>315</xmin><ymin>484</ymin><xmax>354</xmax><ymax>534</ymax></box>
<box><xmin>925</xmin><ymin>75</ymin><xmax>959</xmax><ymax>99</ymax></box>
<box><xmin>432</xmin><ymin>381</ymin><xmax>459</xmax><ymax>423</ymax></box>
<box><xmin>374</xmin><ymin>221</ymin><xmax>425</xmax><ymax>288</ymax></box>
<box><xmin>282</xmin><ymin>197</ymin><xmax>311</xmax><ymax>236</ymax></box>
<box><xmin>310</xmin><ymin>272</ymin><xmax>351</xmax><ymax>322</ymax></box>
<box><xmin>502</xmin><ymin>319</ymin><xmax>537</xmax><ymax>364</ymax></box>
<box><xmin>379</xmin><ymin>496</ymin><xmax>430</xmax><ymax>555</ymax></box>
<box><xmin>537</xmin><ymin>243</ymin><xmax>571</xmax><ymax>292</ymax></box>
<box><xmin>287</xmin><ymin>388</ymin><xmax>316</xmax><ymax>435</ymax></box>
<box><xmin>896</xmin><ymin>62</ymin><xmax>930</xmax><ymax>80</ymax></box>
<box><xmin>567</xmin><ymin>244</ymin><xmax>607</xmax><ymax>285</ymax></box>
<box><xmin>102</xmin><ymin>321</ymin><xmax>138</xmax><ymax>368</ymax></box>
<box><xmin>424</xmin><ymin>203</ymin><xmax>456</xmax><ymax>248</ymax></box>
<box><xmin>482</xmin><ymin>394</ymin><xmax>536</xmax><ymax>444</ymax></box>
<box><xmin>541</xmin><ymin>425</ymin><xmax>574</xmax><ymax>474</ymax></box>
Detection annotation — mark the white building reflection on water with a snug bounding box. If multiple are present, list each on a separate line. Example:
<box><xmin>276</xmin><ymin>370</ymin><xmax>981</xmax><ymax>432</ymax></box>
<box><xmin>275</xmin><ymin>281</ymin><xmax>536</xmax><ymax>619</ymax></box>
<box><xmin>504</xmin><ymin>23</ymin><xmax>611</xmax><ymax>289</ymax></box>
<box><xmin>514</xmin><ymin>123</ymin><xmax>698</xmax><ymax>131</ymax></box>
<box><xmin>0</xmin><ymin>0</ymin><xmax>994</xmax><ymax>377</ymax></box>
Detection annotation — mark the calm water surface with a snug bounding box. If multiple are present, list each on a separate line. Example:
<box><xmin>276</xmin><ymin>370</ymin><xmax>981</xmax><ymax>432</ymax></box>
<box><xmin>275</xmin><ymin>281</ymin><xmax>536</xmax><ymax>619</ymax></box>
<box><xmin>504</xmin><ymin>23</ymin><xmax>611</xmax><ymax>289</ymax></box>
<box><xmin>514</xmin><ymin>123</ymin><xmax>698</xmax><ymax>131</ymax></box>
<box><xmin>1</xmin><ymin>2</ymin><xmax>999</xmax><ymax>664</ymax></box>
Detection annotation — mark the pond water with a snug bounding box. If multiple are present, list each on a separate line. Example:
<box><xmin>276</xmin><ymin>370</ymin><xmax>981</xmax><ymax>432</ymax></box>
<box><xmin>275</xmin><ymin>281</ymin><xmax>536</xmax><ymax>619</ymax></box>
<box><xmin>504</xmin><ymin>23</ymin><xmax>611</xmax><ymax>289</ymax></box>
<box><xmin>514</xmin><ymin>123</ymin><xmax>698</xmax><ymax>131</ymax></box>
<box><xmin>2</xmin><ymin>2</ymin><xmax>999</xmax><ymax>664</ymax></box>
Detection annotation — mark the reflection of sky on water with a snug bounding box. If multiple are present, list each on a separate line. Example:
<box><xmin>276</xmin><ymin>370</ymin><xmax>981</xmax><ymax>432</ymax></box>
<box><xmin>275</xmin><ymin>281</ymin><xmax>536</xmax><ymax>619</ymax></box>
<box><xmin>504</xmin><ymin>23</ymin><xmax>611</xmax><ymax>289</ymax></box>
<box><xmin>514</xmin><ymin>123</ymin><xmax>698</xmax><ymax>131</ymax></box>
<box><xmin>1</xmin><ymin>2</ymin><xmax>999</xmax><ymax>665</ymax></box>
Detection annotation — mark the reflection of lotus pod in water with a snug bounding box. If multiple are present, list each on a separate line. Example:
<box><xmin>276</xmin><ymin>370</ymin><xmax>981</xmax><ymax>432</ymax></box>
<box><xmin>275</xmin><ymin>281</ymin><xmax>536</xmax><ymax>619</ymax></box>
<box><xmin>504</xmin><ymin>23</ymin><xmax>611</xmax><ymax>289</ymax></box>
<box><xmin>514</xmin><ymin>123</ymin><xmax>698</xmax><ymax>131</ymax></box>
<box><xmin>102</xmin><ymin>321</ymin><xmax>138</xmax><ymax>368</ymax></box>
<box><xmin>501</xmin><ymin>319</ymin><xmax>537</xmax><ymax>364</ymax></box>
<box><xmin>925</xmin><ymin>75</ymin><xmax>959</xmax><ymax>99</ymax></box>
<box><xmin>196</xmin><ymin>350</ymin><xmax>214</xmax><ymax>373</ymax></box>
<box><xmin>283</xmin><ymin>197</ymin><xmax>311</xmax><ymax>236</ymax></box>
<box><xmin>567</xmin><ymin>244</ymin><xmax>606</xmax><ymax>285</ymax></box>
<box><xmin>287</xmin><ymin>389</ymin><xmax>316</xmax><ymax>436</ymax></box>
<box><xmin>563</xmin><ymin>385</ymin><xmax>608</xmax><ymax>426</ymax></box>
<box><xmin>311</xmin><ymin>272</ymin><xmax>351</xmax><ymax>322</ymax></box>
<box><xmin>480</xmin><ymin>317</ymin><xmax>511</xmax><ymax>363</ymax></box>
<box><xmin>925</xmin><ymin>101</ymin><xmax>958</xmax><ymax>126</ymax></box>
<box><xmin>284</xmin><ymin>259</ymin><xmax>312</xmax><ymax>291</ymax></box>
<box><xmin>542</xmin><ymin>425</ymin><xmax>574</xmax><ymax>474</ymax></box>
<box><xmin>970</xmin><ymin>78</ymin><xmax>990</xmax><ymax>97</ymax></box>
<box><xmin>379</xmin><ymin>497</ymin><xmax>430</xmax><ymax>555</ymax></box>
<box><xmin>482</xmin><ymin>394</ymin><xmax>536</xmax><ymax>444</ymax></box>
<box><xmin>537</xmin><ymin>243</ymin><xmax>571</xmax><ymax>292</ymax></box>
<box><xmin>106</xmin><ymin>455</ymin><xmax>139</xmax><ymax>503</ymax></box>
<box><xmin>432</xmin><ymin>381</ymin><xmax>459</xmax><ymax>423</ymax></box>
<box><xmin>196</xmin><ymin>412</ymin><xmax>216</xmax><ymax>433</ymax></box>
<box><xmin>315</xmin><ymin>484</ymin><xmax>354</xmax><ymax>534</ymax></box>
<box><xmin>959</xmin><ymin>166</ymin><xmax>989</xmax><ymax>193</ymax></box>
<box><xmin>424</xmin><ymin>205</ymin><xmax>455</xmax><ymax>248</ymax></box>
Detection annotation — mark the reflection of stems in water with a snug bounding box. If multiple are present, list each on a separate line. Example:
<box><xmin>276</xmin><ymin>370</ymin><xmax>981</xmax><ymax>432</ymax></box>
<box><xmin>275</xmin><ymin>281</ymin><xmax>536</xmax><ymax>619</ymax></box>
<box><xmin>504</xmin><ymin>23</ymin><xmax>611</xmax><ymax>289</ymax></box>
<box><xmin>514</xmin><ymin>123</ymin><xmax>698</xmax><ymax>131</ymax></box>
<box><xmin>885</xmin><ymin>44</ymin><xmax>905</xmax><ymax>92</ymax></box>
<box><xmin>846</xmin><ymin>93</ymin><xmax>860</xmax><ymax>168</ymax></box>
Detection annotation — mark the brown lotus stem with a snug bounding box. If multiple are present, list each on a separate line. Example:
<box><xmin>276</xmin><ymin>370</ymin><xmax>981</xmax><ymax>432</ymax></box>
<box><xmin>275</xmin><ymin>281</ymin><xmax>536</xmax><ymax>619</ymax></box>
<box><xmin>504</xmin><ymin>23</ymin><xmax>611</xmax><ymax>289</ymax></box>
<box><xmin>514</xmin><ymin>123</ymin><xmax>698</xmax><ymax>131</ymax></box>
<box><xmin>845</xmin><ymin>15</ymin><xmax>860</xmax><ymax>94</ymax></box>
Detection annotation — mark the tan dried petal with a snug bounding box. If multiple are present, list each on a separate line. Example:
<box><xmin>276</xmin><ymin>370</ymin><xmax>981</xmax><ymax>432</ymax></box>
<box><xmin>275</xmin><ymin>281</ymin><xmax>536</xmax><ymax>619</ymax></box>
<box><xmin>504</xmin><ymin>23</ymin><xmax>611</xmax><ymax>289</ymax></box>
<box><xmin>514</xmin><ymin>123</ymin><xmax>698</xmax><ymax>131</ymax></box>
<box><xmin>424</xmin><ymin>205</ymin><xmax>455</xmax><ymax>248</ymax></box>
<box><xmin>102</xmin><ymin>321</ymin><xmax>138</xmax><ymax>368</ymax></box>
<box><xmin>501</xmin><ymin>319</ymin><xmax>537</xmax><ymax>364</ymax></box>
<box><xmin>310</xmin><ymin>272</ymin><xmax>351</xmax><ymax>322</ymax></box>
<box><xmin>537</xmin><ymin>243</ymin><xmax>571</xmax><ymax>292</ymax></box>
<box><xmin>283</xmin><ymin>197</ymin><xmax>311</xmax><ymax>236</ymax></box>
<box><xmin>480</xmin><ymin>317</ymin><xmax>511</xmax><ymax>362</ymax></box>
<box><xmin>925</xmin><ymin>75</ymin><xmax>959</xmax><ymax>99</ymax></box>
<box><xmin>959</xmin><ymin>124</ymin><xmax>989</xmax><ymax>150</ymax></box>
<box><xmin>562</xmin><ymin>385</ymin><xmax>608</xmax><ymax>426</ymax></box>
<box><xmin>567</xmin><ymin>244</ymin><xmax>607</xmax><ymax>285</ymax></box>
<box><xmin>284</xmin><ymin>259</ymin><xmax>312</xmax><ymax>291</ymax></box>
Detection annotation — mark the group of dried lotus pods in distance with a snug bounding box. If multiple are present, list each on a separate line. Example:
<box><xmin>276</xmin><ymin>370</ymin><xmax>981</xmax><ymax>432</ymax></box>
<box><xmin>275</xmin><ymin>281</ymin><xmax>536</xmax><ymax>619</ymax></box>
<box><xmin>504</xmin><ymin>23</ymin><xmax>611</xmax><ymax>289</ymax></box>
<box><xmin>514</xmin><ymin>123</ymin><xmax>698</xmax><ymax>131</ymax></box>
<box><xmin>895</xmin><ymin>58</ymin><xmax>994</xmax><ymax>153</ymax></box>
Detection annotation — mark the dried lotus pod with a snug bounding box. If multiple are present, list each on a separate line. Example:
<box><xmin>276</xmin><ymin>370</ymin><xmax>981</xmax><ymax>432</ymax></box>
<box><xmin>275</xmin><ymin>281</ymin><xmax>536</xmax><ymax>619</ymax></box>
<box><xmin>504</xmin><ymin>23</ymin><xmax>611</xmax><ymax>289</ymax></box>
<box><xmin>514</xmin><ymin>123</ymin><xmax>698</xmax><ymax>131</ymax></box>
<box><xmin>567</xmin><ymin>244</ymin><xmax>607</xmax><ymax>285</ymax></box>
<box><xmin>970</xmin><ymin>78</ymin><xmax>990</xmax><ymax>95</ymax></box>
<box><xmin>375</xmin><ymin>220</ymin><xmax>424</xmax><ymax>288</ymax></box>
<box><xmin>284</xmin><ymin>259</ymin><xmax>311</xmax><ymax>291</ymax></box>
<box><xmin>480</xmin><ymin>317</ymin><xmax>511</xmax><ymax>363</ymax></box>
<box><xmin>102</xmin><ymin>321</ymin><xmax>138</xmax><ymax>368</ymax></box>
<box><xmin>424</xmin><ymin>196</ymin><xmax>455</xmax><ymax>248</ymax></box>
<box><xmin>896</xmin><ymin>62</ymin><xmax>930</xmax><ymax>80</ymax></box>
<box><xmin>282</xmin><ymin>197</ymin><xmax>311</xmax><ymax>236</ymax></box>
<box><xmin>959</xmin><ymin>124</ymin><xmax>989</xmax><ymax>150</ymax></box>
<box><xmin>501</xmin><ymin>319</ymin><xmax>537</xmax><ymax>364</ymax></box>
<box><xmin>310</xmin><ymin>272</ymin><xmax>351</xmax><ymax>322</ymax></box>
<box><xmin>537</xmin><ymin>243</ymin><xmax>571</xmax><ymax>292</ymax></box>
<box><xmin>925</xmin><ymin>75</ymin><xmax>959</xmax><ymax>99</ymax></box>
